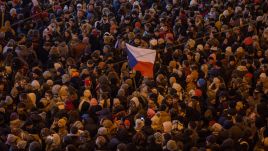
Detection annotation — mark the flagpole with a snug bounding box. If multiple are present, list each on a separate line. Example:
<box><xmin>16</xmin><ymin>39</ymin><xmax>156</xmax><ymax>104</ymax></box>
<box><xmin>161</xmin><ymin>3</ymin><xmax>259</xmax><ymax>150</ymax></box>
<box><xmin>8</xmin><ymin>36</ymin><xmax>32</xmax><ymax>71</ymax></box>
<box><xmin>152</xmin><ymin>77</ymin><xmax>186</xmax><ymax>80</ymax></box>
<box><xmin>132</xmin><ymin>70</ymin><xmax>137</xmax><ymax>91</ymax></box>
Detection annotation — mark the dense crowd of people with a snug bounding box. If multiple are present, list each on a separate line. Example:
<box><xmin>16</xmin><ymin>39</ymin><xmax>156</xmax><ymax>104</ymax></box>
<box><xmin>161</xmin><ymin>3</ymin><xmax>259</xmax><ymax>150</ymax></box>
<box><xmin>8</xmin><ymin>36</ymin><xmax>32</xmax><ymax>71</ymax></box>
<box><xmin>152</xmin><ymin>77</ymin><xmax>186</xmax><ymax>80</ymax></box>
<box><xmin>1</xmin><ymin>0</ymin><xmax>268</xmax><ymax>150</ymax></box>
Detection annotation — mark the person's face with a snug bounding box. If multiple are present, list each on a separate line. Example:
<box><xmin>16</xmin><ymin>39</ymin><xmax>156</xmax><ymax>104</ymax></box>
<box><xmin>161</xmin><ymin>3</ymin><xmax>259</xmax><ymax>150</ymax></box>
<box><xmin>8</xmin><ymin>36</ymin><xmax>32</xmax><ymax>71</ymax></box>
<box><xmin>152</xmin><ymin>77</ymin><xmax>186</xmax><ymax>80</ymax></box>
<box><xmin>64</xmin><ymin>31</ymin><xmax>70</xmax><ymax>38</ymax></box>
<box><xmin>166</xmin><ymin>98</ymin><xmax>173</xmax><ymax>105</ymax></box>
<box><xmin>208</xmin><ymin>58</ymin><xmax>214</xmax><ymax>64</ymax></box>
<box><xmin>64</xmin><ymin>13</ymin><xmax>70</xmax><ymax>19</ymax></box>
<box><xmin>124</xmin><ymin>19</ymin><xmax>130</xmax><ymax>24</ymax></box>
<box><xmin>145</xmin><ymin>25</ymin><xmax>149</xmax><ymax>31</ymax></box>
<box><xmin>132</xmin><ymin>13</ymin><xmax>137</xmax><ymax>18</ymax></box>
<box><xmin>69</xmin><ymin>6</ymin><xmax>73</xmax><ymax>12</ymax></box>
<box><xmin>195</xmin><ymin>53</ymin><xmax>200</xmax><ymax>62</ymax></box>
<box><xmin>103</xmin><ymin>47</ymin><xmax>109</xmax><ymax>54</ymax></box>
<box><xmin>201</xmin><ymin>64</ymin><xmax>208</xmax><ymax>72</ymax></box>
<box><xmin>187</xmin><ymin>54</ymin><xmax>192</xmax><ymax>60</ymax></box>
<box><xmin>204</xmin><ymin>44</ymin><xmax>210</xmax><ymax>51</ymax></box>
<box><xmin>5</xmin><ymin>21</ymin><xmax>10</xmax><ymax>27</ymax></box>
<box><xmin>230</xmin><ymin>60</ymin><xmax>235</xmax><ymax>66</ymax></box>
<box><xmin>88</xmin><ymin>4</ymin><xmax>94</xmax><ymax>11</ymax></box>
<box><xmin>77</xmin><ymin>10</ymin><xmax>84</xmax><ymax>18</ymax></box>
<box><xmin>32</xmin><ymin>73</ymin><xmax>38</xmax><ymax>79</ymax></box>
<box><xmin>248</xmin><ymin>26</ymin><xmax>254</xmax><ymax>32</ymax></box>
<box><xmin>19</xmin><ymin>80</ymin><xmax>27</xmax><ymax>87</ymax></box>
<box><xmin>45</xmin><ymin>92</ymin><xmax>52</xmax><ymax>100</ymax></box>
<box><xmin>154</xmin><ymin>31</ymin><xmax>159</xmax><ymax>37</ymax></box>
<box><xmin>103</xmin><ymin>17</ymin><xmax>109</xmax><ymax>24</ymax></box>
<box><xmin>257</xmin><ymin>50</ymin><xmax>262</xmax><ymax>57</ymax></box>
<box><xmin>186</xmin><ymin>76</ymin><xmax>192</xmax><ymax>83</ymax></box>
<box><xmin>234</xmin><ymin>28</ymin><xmax>240</xmax><ymax>34</ymax></box>
<box><xmin>113</xmin><ymin>101</ymin><xmax>120</xmax><ymax>107</ymax></box>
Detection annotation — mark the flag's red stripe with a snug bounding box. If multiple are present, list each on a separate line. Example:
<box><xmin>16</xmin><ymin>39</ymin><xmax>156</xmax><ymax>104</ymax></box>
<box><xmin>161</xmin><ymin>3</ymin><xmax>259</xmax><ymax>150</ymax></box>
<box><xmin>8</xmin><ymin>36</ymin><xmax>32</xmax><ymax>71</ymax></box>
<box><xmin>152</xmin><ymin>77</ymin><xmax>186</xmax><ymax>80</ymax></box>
<box><xmin>133</xmin><ymin>61</ymin><xmax>154</xmax><ymax>77</ymax></box>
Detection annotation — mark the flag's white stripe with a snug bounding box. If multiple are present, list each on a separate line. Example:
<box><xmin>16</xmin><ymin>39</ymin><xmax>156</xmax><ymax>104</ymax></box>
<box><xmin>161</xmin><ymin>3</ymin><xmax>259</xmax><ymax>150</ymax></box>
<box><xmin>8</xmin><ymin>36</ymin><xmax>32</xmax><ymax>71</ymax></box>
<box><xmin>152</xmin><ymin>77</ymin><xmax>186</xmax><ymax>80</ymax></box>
<box><xmin>126</xmin><ymin>43</ymin><xmax>156</xmax><ymax>64</ymax></box>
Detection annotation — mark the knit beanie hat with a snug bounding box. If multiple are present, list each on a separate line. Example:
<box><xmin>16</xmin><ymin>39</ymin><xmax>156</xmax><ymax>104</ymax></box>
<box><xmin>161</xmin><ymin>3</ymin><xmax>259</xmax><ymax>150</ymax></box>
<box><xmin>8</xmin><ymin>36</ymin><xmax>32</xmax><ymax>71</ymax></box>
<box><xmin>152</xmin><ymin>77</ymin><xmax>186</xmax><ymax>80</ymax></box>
<box><xmin>197</xmin><ymin>78</ymin><xmax>206</xmax><ymax>87</ymax></box>
<box><xmin>166</xmin><ymin>140</ymin><xmax>177</xmax><ymax>151</ymax></box>
<box><xmin>124</xmin><ymin>119</ymin><xmax>131</xmax><ymax>127</ymax></box>
<box><xmin>194</xmin><ymin>89</ymin><xmax>202</xmax><ymax>97</ymax></box>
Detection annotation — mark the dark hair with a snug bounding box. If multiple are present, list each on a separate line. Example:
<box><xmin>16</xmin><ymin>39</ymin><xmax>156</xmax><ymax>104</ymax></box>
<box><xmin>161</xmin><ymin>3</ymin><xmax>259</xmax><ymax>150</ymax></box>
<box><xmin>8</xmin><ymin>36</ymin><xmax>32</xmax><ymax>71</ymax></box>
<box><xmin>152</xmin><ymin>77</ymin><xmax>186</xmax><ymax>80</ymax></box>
<box><xmin>66</xmin><ymin>144</ymin><xmax>78</xmax><ymax>151</ymax></box>
<box><xmin>70</xmin><ymin>126</ymin><xmax>78</xmax><ymax>134</ymax></box>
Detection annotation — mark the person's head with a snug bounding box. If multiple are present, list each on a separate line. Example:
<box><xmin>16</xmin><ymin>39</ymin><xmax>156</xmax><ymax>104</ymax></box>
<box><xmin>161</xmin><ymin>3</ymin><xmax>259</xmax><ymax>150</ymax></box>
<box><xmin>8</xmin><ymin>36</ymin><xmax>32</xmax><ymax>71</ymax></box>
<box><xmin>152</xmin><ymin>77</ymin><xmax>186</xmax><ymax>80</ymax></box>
<box><xmin>102</xmin><ymin>15</ymin><xmax>109</xmax><ymax>24</ymax></box>
<box><xmin>88</xmin><ymin>4</ymin><xmax>94</xmax><ymax>11</ymax></box>
<box><xmin>29</xmin><ymin>141</ymin><xmax>41</xmax><ymax>151</ymax></box>
<box><xmin>117</xmin><ymin>143</ymin><xmax>127</xmax><ymax>151</ymax></box>
<box><xmin>70</xmin><ymin>126</ymin><xmax>79</xmax><ymax>135</ymax></box>
<box><xmin>77</xmin><ymin>10</ymin><xmax>84</xmax><ymax>18</ymax></box>
<box><xmin>65</xmin><ymin>144</ymin><xmax>78</xmax><ymax>151</ymax></box>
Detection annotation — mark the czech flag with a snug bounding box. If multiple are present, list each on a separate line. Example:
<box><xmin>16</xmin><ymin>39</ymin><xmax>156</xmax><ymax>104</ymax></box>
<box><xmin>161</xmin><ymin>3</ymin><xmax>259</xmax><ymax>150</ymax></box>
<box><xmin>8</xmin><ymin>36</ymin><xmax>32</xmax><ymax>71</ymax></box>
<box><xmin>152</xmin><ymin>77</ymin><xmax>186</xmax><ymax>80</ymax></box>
<box><xmin>126</xmin><ymin>43</ymin><xmax>156</xmax><ymax>78</ymax></box>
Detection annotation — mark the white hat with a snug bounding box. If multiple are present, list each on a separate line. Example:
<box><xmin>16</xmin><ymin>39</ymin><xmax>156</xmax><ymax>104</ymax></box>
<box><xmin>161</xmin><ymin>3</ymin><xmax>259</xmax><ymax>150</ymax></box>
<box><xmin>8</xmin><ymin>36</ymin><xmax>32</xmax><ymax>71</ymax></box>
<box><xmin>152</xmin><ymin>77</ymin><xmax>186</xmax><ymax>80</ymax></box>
<box><xmin>77</xmin><ymin>3</ymin><xmax>82</xmax><ymax>8</ymax></box>
<box><xmin>10</xmin><ymin>8</ymin><xmax>16</xmax><ymax>15</ymax></box>
<box><xmin>131</xmin><ymin>97</ymin><xmax>140</xmax><ymax>108</ymax></box>
<box><xmin>211</xmin><ymin>46</ymin><xmax>218</xmax><ymax>51</ymax></box>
